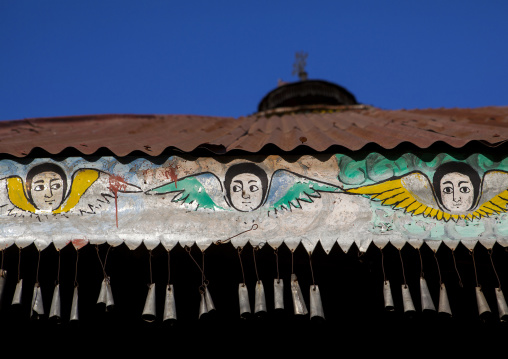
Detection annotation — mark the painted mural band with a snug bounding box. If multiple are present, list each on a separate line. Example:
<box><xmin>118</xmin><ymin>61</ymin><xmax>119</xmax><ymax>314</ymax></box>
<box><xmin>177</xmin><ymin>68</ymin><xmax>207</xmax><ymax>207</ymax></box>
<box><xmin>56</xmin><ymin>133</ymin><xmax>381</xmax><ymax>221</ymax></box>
<box><xmin>1</xmin><ymin>153</ymin><xmax>508</xmax><ymax>253</ymax></box>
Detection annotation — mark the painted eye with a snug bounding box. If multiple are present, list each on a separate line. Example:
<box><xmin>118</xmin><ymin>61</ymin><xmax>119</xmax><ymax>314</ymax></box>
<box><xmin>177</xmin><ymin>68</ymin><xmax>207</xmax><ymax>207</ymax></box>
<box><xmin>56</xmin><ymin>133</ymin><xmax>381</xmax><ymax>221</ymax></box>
<box><xmin>232</xmin><ymin>185</ymin><xmax>242</xmax><ymax>192</ymax></box>
<box><xmin>51</xmin><ymin>183</ymin><xmax>61</xmax><ymax>190</ymax></box>
<box><xmin>442</xmin><ymin>187</ymin><xmax>453</xmax><ymax>194</ymax></box>
<box><xmin>459</xmin><ymin>187</ymin><xmax>471</xmax><ymax>193</ymax></box>
<box><xmin>249</xmin><ymin>185</ymin><xmax>259</xmax><ymax>192</ymax></box>
<box><xmin>34</xmin><ymin>185</ymin><xmax>44</xmax><ymax>191</ymax></box>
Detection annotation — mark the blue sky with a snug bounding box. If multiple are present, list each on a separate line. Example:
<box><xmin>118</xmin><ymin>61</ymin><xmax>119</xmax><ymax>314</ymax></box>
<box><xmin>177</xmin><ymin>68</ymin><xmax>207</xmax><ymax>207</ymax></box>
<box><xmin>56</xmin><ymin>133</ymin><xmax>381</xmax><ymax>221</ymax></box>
<box><xmin>1</xmin><ymin>1</ymin><xmax>507</xmax><ymax>121</ymax></box>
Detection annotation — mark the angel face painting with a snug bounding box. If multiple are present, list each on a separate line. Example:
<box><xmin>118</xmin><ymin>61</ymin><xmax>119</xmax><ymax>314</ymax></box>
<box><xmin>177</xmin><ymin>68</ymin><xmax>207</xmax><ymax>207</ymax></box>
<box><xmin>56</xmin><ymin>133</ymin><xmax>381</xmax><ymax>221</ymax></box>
<box><xmin>2</xmin><ymin>162</ymin><xmax>142</xmax><ymax>218</ymax></box>
<box><xmin>224</xmin><ymin>163</ymin><xmax>268</xmax><ymax>212</ymax></box>
<box><xmin>146</xmin><ymin>161</ymin><xmax>342</xmax><ymax>214</ymax></box>
<box><xmin>432</xmin><ymin>162</ymin><xmax>481</xmax><ymax>214</ymax></box>
<box><xmin>438</xmin><ymin>173</ymin><xmax>474</xmax><ymax>213</ymax></box>
<box><xmin>346</xmin><ymin>160</ymin><xmax>507</xmax><ymax>222</ymax></box>
<box><xmin>26</xmin><ymin>164</ymin><xmax>67</xmax><ymax>212</ymax></box>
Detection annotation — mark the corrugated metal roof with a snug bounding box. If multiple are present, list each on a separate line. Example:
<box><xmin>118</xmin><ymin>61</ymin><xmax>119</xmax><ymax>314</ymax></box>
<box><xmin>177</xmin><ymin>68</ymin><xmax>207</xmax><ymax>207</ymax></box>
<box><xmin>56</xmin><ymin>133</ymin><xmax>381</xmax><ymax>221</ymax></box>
<box><xmin>1</xmin><ymin>105</ymin><xmax>507</xmax><ymax>157</ymax></box>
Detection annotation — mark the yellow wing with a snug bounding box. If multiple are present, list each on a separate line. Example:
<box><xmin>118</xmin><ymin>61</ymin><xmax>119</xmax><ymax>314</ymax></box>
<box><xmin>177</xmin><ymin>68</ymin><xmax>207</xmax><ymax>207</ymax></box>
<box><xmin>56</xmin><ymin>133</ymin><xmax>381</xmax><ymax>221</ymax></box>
<box><xmin>471</xmin><ymin>170</ymin><xmax>508</xmax><ymax>220</ymax></box>
<box><xmin>346</xmin><ymin>172</ymin><xmax>465</xmax><ymax>222</ymax></box>
<box><xmin>7</xmin><ymin>177</ymin><xmax>37</xmax><ymax>213</ymax></box>
<box><xmin>53</xmin><ymin>169</ymin><xmax>100</xmax><ymax>213</ymax></box>
<box><xmin>5</xmin><ymin>171</ymin><xmax>99</xmax><ymax>214</ymax></box>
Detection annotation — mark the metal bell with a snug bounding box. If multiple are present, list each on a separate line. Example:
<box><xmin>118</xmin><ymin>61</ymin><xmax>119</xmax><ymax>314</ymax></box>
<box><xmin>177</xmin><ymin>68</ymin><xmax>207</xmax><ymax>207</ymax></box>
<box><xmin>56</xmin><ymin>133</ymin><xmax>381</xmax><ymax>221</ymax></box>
<box><xmin>97</xmin><ymin>278</ymin><xmax>115</xmax><ymax>311</ymax></box>
<box><xmin>383</xmin><ymin>280</ymin><xmax>394</xmax><ymax>311</ymax></box>
<box><xmin>495</xmin><ymin>287</ymin><xmax>508</xmax><ymax>322</ymax></box>
<box><xmin>199</xmin><ymin>291</ymin><xmax>208</xmax><ymax>319</ymax></box>
<box><xmin>238</xmin><ymin>283</ymin><xmax>251</xmax><ymax>318</ymax></box>
<box><xmin>475</xmin><ymin>286</ymin><xmax>491</xmax><ymax>317</ymax></box>
<box><xmin>49</xmin><ymin>284</ymin><xmax>61</xmax><ymax>321</ymax></box>
<box><xmin>438</xmin><ymin>283</ymin><xmax>452</xmax><ymax>317</ymax></box>
<box><xmin>254</xmin><ymin>280</ymin><xmax>267</xmax><ymax>315</ymax></box>
<box><xmin>142</xmin><ymin>283</ymin><xmax>156</xmax><ymax>322</ymax></box>
<box><xmin>105</xmin><ymin>281</ymin><xmax>114</xmax><ymax>309</ymax></box>
<box><xmin>70</xmin><ymin>286</ymin><xmax>79</xmax><ymax>321</ymax></box>
<box><xmin>309</xmin><ymin>285</ymin><xmax>325</xmax><ymax>320</ymax></box>
<box><xmin>274</xmin><ymin>279</ymin><xmax>284</xmax><ymax>310</ymax></box>
<box><xmin>30</xmin><ymin>283</ymin><xmax>44</xmax><ymax>319</ymax></box>
<box><xmin>0</xmin><ymin>270</ymin><xmax>6</xmax><ymax>308</ymax></box>
<box><xmin>97</xmin><ymin>280</ymin><xmax>107</xmax><ymax>305</ymax></box>
<box><xmin>163</xmin><ymin>284</ymin><xmax>177</xmax><ymax>321</ymax></box>
<box><xmin>11</xmin><ymin>279</ymin><xmax>23</xmax><ymax>306</ymax></box>
<box><xmin>420</xmin><ymin>277</ymin><xmax>436</xmax><ymax>312</ymax></box>
<box><xmin>401</xmin><ymin>285</ymin><xmax>416</xmax><ymax>314</ymax></box>
<box><xmin>290</xmin><ymin>274</ymin><xmax>308</xmax><ymax>316</ymax></box>
<box><xmin>204</xmin><ymin>286</ymin><xmax>215</xmax><ymax>313</ymax></box>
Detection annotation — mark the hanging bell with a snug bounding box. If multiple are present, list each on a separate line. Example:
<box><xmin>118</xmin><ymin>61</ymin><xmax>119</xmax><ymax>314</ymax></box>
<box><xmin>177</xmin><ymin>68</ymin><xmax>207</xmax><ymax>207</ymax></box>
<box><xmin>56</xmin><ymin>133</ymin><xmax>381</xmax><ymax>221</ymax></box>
<box><xmin>401</xmin><ymin>285</ymin><xmax>416</xmax><ymax>317</ymax></box>
<box><xmin>274</xmin><ymin>279</ymin><xmax>284</xmax><ymax>311</ymax></box>
<box><xmin>163</xmin><ymin>284</ymin><xmax>177</xmax><ymax>322</ymax></box>
<box><xmin>11</xmin><ymin>279</ymin><xmax>23</xmax><ymax>306</ymax></box>
<box><xmin>420</xmin><ymin>277</ymin><xmax>436</xmax><ymax>312</ymax></box>
<box><xmin>105</xmin><ymin>280</ymin><xmax>114</xmax><ymax>310</ymax></box>
<box><xmin>30</xmin><ymin>283</ymin><xmax>44</xmax><ymax>319</ymax></box>
<box><xmin>290</xmin><ymin>274</ymin><xmax>308</xmax><ymax>316</ymax></box>
<box><xmin>199</xmin><ymin>291</ymin><xmax>208</xmax><ymax>319</ymax></box>
<box><xmin>142</xmin><ymin>283</ymin><xmax>157</xmax><ymax>322</ymax></box>
<box><xmin>438</xmin><ymin>283</ymin><xmax>452</xmax><ymax>317</ymax></box>
<box><xmin>383</xmin><ymin>280</ymin><xmax>394</xmax><ymax>311</ymax></box>
<box><xmin>0</xmin><ymin>270</ymin><xmax>6</xmax><ymax>308</ymax></box>
<box><xmin>495</xmin><ymin>287</ymin><xmax>508</xmax><ymax>322</ymax></box>
<box><xmin>475</xmin><ymin>286</ymin><xmax>491</xmax><ymax>318</ymax></box>
<box><xmin>204</xmin><ymin>286</ymin><xmax>215</xmax><ymax>313</ymax></box>
<box><xmin>309</xmin><ymin>285</ymin><xmax>325</xmax><ymax>320</ymax></box>
<box><xmin>97</xmin><ymin>279</ymin><xmax>107</xmax><ymax>307</ymax></box>
<box><xmin>97</xmin><ymin>277</ymin><xmax>115</xmax><ymax>311</ymax></box>
<box><xmin>49</xmin><ymin>284</ymin><xmax>61</xmax><ymax>322</ymax></box>
<box><xmin>238</xmin><ymin>283</ymin><xmax>251</xmax><ymax>319</ymax></box>
<box><xmin>70</xmin><ymin>286</ymin><xmax>79</xmax><ymax>321</ymax></box>
<box><xmin>254</xmin><ymin>280</ymin><xmax>267</xmax><ymax>316</ymax></box>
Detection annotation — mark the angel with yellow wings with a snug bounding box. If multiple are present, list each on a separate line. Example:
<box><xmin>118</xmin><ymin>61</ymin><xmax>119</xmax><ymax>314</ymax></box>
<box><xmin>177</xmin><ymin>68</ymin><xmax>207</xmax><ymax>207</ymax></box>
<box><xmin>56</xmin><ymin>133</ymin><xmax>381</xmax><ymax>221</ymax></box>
<box><xmin>2</xmin><ymin>163</ymin><xmax>141</xmax><ymax>216</ymax></box>
<box><xmin>346</xmin><ymin>162</ymin><xmax>508</xmax><ymax>222</ymax></box>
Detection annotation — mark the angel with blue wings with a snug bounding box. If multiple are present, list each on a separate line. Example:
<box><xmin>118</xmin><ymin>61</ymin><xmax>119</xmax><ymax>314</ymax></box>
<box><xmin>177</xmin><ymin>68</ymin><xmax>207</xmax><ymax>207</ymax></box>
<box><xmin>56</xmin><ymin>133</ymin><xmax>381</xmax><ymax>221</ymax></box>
<box><xmin>1</xmin><ymin>162</ymin><xmax>142</xmax><ymax>218</ymax></box>
<box><xmin>345</xmin><ymin>161</ymin><xmax>508</xmax><ymax>222</ymax></box>
<box><xmin>145</xmin><ymin>162</ymin><xmax>343</xmax><ymax>214</ymax></box>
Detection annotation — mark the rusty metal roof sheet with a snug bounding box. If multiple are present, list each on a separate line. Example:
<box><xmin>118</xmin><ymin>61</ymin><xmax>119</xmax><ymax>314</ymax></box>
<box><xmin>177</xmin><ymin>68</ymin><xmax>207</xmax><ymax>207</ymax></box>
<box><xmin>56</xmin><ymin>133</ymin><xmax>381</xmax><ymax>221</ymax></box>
<box><xmin>1</xmin><ymin>105</ymin><xmax>507</xmax><ymax>157</ymax></box>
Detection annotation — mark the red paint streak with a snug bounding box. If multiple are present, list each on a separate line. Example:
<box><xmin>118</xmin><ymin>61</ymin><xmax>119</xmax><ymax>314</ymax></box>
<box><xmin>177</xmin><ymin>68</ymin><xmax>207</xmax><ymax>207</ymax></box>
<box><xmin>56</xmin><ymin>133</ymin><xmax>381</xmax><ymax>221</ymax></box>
<box><xmin>163</xmin><ymin>164</ymin><xmax>179</xmax><ymax>188</ymax></box>
<box><xmin>72</xmin><ymin>238</ymin><xmax>88</xmax><ymax>250</ymax></box>
<box><xmin>108</xmin><ymin>175</ymin><xmax>128</xmax><ymax>228</ymax></box>
<box><xmin>142</xmin><ymin>165</ymin><xmax>178</xmax><ymax>186</ymax></box>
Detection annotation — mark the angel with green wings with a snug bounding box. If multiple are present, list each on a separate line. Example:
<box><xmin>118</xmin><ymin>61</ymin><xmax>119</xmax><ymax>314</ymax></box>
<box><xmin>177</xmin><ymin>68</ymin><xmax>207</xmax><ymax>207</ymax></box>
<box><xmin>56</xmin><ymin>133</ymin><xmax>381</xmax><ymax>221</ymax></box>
<box><xmin>345</xmin><ymin>161</ymin><xmax>508</xmax><ymax>222</ymax></box>
<box><xmin>145</xmin><ymin>162</ymin><xmax>343</xmax><ymax>214</ymax></box>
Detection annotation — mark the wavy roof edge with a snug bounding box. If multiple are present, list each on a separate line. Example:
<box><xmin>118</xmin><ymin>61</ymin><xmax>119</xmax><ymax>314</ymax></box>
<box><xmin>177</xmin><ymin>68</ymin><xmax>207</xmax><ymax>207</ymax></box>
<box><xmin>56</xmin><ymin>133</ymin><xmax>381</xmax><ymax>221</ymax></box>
<box><xmin>0</xmin><ymin>105</ymin><xmax>507</xmax><ymax>157</ymax></box>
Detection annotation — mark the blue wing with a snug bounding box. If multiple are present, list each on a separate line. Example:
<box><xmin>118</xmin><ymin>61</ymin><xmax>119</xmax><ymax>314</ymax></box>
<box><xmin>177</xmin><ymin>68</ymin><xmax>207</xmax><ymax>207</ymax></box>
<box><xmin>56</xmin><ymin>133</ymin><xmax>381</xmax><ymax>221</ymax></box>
<box><xmin>145</xmin><ymin>172</ymin><xmax>227</xmax><ymax>211</ymax></box>
<box><xmin>265</xmin><ymin>170</ymin><xmax>343</xmax><ymax>214</ymax></box>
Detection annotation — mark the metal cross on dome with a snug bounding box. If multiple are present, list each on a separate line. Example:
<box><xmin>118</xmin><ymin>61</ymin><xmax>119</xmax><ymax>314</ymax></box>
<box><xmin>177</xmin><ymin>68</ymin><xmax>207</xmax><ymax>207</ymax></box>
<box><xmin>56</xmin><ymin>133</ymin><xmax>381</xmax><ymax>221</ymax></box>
<box><xmin>292</xmin><ymin>51</ymin><xmax>308</xmax><ymax>81</ymax></box>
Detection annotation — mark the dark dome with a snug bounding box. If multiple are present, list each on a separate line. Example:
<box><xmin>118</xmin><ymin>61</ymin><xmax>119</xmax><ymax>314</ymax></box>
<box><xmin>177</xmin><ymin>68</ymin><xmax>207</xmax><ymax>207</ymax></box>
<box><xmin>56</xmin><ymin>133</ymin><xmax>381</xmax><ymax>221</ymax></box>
<box><xmin>257</xmin><ymin>79</ymin><xmax>358</xmax><ymax>112</ymax></box>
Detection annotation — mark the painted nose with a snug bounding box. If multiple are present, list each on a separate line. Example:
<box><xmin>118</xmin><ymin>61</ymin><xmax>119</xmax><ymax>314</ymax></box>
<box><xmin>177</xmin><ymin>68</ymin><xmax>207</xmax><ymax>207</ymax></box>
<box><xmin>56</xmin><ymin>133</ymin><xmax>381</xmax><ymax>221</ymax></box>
<box><xmin>44</xmin><ymin>188</ymin><xmax>53</xmax><ymax>198</ymax></box>
<box><xmin>242</xmin><ymin>190</ymin><xmax>250</xmax><ymax>199</ymax></box>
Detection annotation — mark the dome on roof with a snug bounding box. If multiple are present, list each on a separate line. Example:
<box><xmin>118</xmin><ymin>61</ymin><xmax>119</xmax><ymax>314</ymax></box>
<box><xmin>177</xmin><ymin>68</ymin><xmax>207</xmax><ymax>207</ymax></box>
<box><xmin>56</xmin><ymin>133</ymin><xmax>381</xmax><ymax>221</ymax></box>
<box><xmin>257</xmin><ymin>79</ymin><xmax>358</xmax><ymax>112</ymax></box>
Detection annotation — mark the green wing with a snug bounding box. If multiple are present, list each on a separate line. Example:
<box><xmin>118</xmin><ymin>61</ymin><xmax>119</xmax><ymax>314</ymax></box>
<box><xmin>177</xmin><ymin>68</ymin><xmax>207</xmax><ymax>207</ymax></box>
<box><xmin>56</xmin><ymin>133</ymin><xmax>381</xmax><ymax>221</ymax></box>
<box><xmin>265</xmin><ymin>170</ymin><xmax>343</xmax><ymax>213</ymax></box>
<box><xmin>145</xmin><ymin>173</ymin><xmax>227</xmax><ymax>211</ymax></box>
